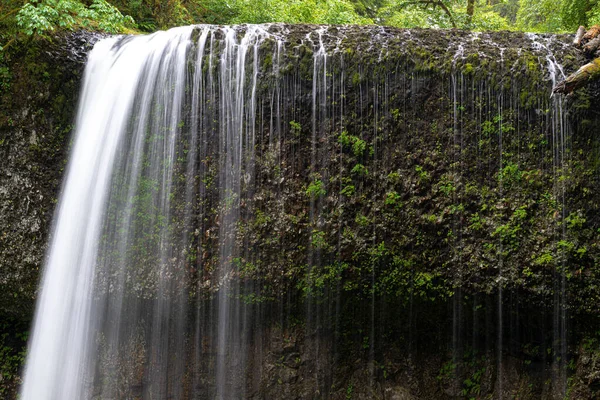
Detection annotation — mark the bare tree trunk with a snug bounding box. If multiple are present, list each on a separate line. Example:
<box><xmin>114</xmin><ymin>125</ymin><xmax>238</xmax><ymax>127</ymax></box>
<box><xmin>467</xmin><ymin>0</ymin><xmax>475</xmax><ymax>22</ymax></box>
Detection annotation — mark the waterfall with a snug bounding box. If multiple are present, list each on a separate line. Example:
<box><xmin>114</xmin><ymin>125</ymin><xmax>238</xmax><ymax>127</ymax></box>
<box><xmin>19</xmin><ymin>24</ymin><xmax>276</xmax><ymax>399</ymax></box>
<box><xmin>20</xmin><ymin>26</ymin><xmax>194</xmax><ymax>399</ymax></box>
<box><xmin>19</xmin><ymin>25</ymin><xmax>579</xmax><ymax>399</ymax></box>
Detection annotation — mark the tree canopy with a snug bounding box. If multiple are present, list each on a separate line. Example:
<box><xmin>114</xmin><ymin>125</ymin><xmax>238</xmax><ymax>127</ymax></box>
<box><xmin>1</xmin><ymin>0</ymin><xmax>600</xmax><ymax>49</ymax></box>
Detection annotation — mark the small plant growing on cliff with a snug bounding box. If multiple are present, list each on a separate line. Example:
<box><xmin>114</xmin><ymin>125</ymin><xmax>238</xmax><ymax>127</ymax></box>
<box><xmin>566</xmin><ymin>212</ymin><xmax>586</xmax><ymax>230</ymax></box>
<box><xmin>437</xmin><ymin>360</ymin><xmax>456</xmax><ymax>381</ymax></box>
<box><xmin>415</xmin><ymin>165</ymin><xmax>430</xmax><ymax>182</ymax></box>
<box><xmin>306</xmin><ymin>178</ymin><xmax>326</xmax><ymax>198</ymax></box>
<box><xmin>340</xmin><ymin>184</ymin><xmax>355</xmax><ymax>196</ymax></box>
<box><xmin>289</xmin><ymin>120</ymin><xmax>301</xmax><ymax>136</ymax></box>
<box><xmin>437</xmin><ymin>176</ymin><xmax>455</xmax><ymax>196</ymax></box>
<box><xmin>385</xmin><ymin>191</ymin><xmax>401</xmax><ymax>206</ymax></box>
<box><xmin>339</xmin><ymin>130</ymin><xmax>369</xmax><ymax>158</ymax></box>
<box><xmin>339</xmin><ymin>130</ymin><xmax>352</xmax><ymax>147</ymax></box>
<box><xmin>351</xmin><ymin>163</ymin><xmax>368</xmax><ymax>176</ymax></box>
<box><xmin>355</xmin><ymin>213</ymin><xmax>370</xmax><ymax>226</ymax></box>
<box><xmin>352</xmin><ymin>137</ymin><xmax>366</xmax><ymax>157</ymax></box>
<box><xmin>311</xmin><ymin>229</ymin><xmax>326</xmax><ymax>249</ymax></box>
<box><xmin>462</xmin><ymin>366</ymin><xmax>485</xmax><ymax>399</ymax></box>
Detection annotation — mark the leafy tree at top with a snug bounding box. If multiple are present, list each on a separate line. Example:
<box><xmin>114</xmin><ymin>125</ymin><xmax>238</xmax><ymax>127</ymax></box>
<box><xmin>2</xmin><ymin>0</ymin><xmax>600</xmax><ymax>48</ymax></box>
<box><xmin>15</xmin><ymin>0</ymin><xmax>134</xmax><ymax>35</ymax></box>
<box><xmin>516</xmin><ymin>0</ymin><xmax>565</xmax><ymax>32</ymax></box>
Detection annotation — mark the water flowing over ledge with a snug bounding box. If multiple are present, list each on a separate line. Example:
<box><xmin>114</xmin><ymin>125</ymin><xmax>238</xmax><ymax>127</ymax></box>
<box><xmin>8</xmin><ymin>24</ymin><xmax>600</xmax><ymax>399</ymax></box>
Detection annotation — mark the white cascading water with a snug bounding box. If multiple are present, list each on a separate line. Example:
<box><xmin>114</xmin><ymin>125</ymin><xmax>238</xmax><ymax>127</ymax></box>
<box><xmin>17</xmin><ymin>25</ymin><xmax>575</xmax><ymax>400</ymax></box>
<box><xmin>20</xmin><ymin>26</ymin><xmax>193</xmax><ymax>400</ymax></box>
<box><xmin>20</xmin><ymin>25</ymin><xmax>274</xmax><ymax>399</ymax></box>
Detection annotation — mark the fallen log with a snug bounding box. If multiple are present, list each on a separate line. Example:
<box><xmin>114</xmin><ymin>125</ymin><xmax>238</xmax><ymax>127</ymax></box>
<box><xmin>584</xmin><ymin>37</ymin><xmax>600</xmax><ymax>57</ymax></box>
<box><xmin>554</xmin><ymin>25</ymin><xmax>600</xmax><ymax>94</ymax></box>
<box><xmin>553</xmin><ymin>58</ymin><xmax>600</xmax><ymax>94</ymax></box>
<box><xmin>582</xmin><ymin>25</ymin><xmax>600</xmax><ymax>43</ymax></box>
<box><xmin>574</xmin><ymin>26</ymin><xmax>586</xmax><ymax>46</ymax></box>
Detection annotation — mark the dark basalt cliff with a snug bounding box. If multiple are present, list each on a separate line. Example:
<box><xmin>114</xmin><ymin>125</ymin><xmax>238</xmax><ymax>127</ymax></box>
<box><xmin>0</xmin><ymin>31</ymin><xmax>105</xmax><ymax>317</ymax></box>
<box><xmin>0</xmin><ymin>31</ymin><xmax>103</xmax><ymax>397</ymax></box>
<box><xmin>3</xmin><ymin>25</ymin><xmax>600</xmax><ymax>398</ymax></box>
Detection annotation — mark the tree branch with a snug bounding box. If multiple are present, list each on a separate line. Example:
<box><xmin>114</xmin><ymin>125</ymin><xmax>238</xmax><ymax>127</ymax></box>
<box><xmin>436</xmin><ymin>1</ymin><xmax>456</xmax><ymax>28</ymax></box>
<box><xmin>0</xmin><ymin>8</ymin><xmax>20</xmax><ymax>24</ymax></box>
<box><xmin>400</xmin><ymin>0</ymin><xmax>457</xmax><ymax>28</ymax></box>
<box><xmin>1</xmin><ymin>37</ymin><xmax>16</xmax><ymax>52</ymax></box>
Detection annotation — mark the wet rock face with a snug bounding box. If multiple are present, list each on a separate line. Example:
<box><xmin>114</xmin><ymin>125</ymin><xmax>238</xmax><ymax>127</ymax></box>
<box><xmin>0</xmin><ymin>31</ymin><xmax>103</xmax><ymax>318</ymax></box>
<box><xmin>0</xmin><ymin>26</ymin><xmax>584</xmax><ymax>320</ymax></box>
<box><xmin>4</xmin><ymin>25</ymin><xmax>600</xmax><ymax>399</ymax></box>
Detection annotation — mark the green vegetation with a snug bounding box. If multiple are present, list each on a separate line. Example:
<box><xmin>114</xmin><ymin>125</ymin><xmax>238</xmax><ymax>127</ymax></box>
<box><xmin>306</xmin><ymin>176</ymin><xmax>326</xmax><ymax>198</ymax></box>
<box><xmin>0</xmin><ymin>319</ymin><xmax>28</xmax><ymax>398</ymax></box>
<box><xmin>1</xmin><ymin>0</ymin><xmax>134</xmax><ymax>50</ymax></box>
<box><xmin>2</xmin><ymin>0</ymin><xmax>599</xmax><ymax>51</ymax></box>
<box><xmin>15</xmin><ymin>0</ymin><xmax>134</xmax><ymax>35</ymax></box>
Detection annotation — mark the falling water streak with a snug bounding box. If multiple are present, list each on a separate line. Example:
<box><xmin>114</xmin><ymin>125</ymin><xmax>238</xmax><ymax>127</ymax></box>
<box><xmin>450</xmin><ymin>71</ymin><xmax>460</xmax><ymax>371</ymax></box>
<box><xmin>451</xmin><ymin>66</ymin><xmax>468</xmax><ymax>387</ymax></box>
<box><xmin>495</xmin><ymin>45</ymin><xmax>508</xmax><ymax>400</ymax></box>
<box><xmin>215</xmin><ymin>25</ymin><xmax>269</xmax><ymax>399</ymax></box>
<box><xmin>150</xmin><ymin>28</ymin><xmax>191</xmax><ymax>398</ymax></box>
<box><xmin>191</xmin><ymin>27</ymin><xmax>210</xmax><ymax>395</ymax></box>
<box><xmin>528</xmin><ymin>33</ymin><xmax>569</xmax><ymax>397</ymax></box>
<box><xmin>553</xmin><ymin>81</ymin><xmax>569</xmax><ymax>400</ymax></box>
<box><xmin>497</xmin><ymin>91</ymin><xmax>504</xmax><ymax>400</ymax></box>
<box><xmin>369</xmin><ymin>79</ymin><xmax>379</xmax><ymax>390</ymax></box>
<box><xmin>448</xmin><ymin>27</ymin><xmax>460</xmax><ymax>349</ymax></box>
<box><xmin>306</xmin><ymin>26</ymin><xmax>328</xmax><ymax>395</ymax></box>
<box><xmin>98</xmin><ymin>31</ymin><xmax>183</xmax><ymax>399</ymax></box>
<box><xmin>20</xmin><ymin>26</ymin><xmax>195</xmax><ymax>400</ymax></box>
<box><xmin>334</xmin><ymin>51</ymin><xmax>346</xmax><ymax>384</ymax></box>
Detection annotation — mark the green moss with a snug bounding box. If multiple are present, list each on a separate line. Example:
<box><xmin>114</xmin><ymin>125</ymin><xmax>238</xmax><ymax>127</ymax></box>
<box><xmin>462</xmin><ymin>63</ymin><xmax>474</xmax><ymax>75</ymax></box>
<box><xmin>262</xmin><ymin>52</ymin><xmax>273</xmax><ymax>69</ymax></box>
